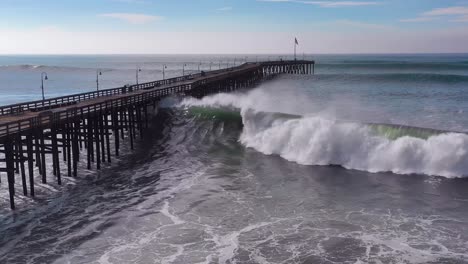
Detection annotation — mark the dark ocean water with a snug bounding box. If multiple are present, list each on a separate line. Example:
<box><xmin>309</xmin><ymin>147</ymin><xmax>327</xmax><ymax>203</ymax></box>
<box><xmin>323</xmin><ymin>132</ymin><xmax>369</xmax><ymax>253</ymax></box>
<box><xmin>1</xmin><ymin>54</ymin><xmax>468</xmax><ymax>263</ymax></box>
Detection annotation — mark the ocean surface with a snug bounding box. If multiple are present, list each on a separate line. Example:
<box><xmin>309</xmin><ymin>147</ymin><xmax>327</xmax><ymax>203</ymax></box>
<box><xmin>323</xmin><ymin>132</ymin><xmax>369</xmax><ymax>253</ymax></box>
<box><xmin>1</xmin><ymin>54</ymin><xmax>468</xmax><ymax>263</ymax></box>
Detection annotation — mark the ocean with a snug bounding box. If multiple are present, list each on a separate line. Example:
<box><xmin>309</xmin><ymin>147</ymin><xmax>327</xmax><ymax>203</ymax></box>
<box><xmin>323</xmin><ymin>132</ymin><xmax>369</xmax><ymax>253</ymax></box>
<box><xmin>0</xmin><ymin>54</ymin><xmax>468</xmax><ymax>263</ymax></box>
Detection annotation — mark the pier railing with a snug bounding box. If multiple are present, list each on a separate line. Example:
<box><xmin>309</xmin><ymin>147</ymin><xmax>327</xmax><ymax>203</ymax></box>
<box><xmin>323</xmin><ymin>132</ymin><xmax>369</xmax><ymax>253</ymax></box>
<box><xmin>0</xmin><ymin>64</ymin><xmax>251</xmax><ymax>116</ymax></box>
<box><xmin>0</xmin><ymin>83</ymin><xmax>193</xmax><ymax>139</ymax></box>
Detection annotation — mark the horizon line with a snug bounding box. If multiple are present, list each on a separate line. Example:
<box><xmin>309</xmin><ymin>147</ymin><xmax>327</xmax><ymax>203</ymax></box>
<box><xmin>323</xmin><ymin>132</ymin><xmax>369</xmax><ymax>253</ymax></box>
<box><xmin>1</xmin><ymin>52</ymin><xmax>468</xmax><ymax>56</ymax></box>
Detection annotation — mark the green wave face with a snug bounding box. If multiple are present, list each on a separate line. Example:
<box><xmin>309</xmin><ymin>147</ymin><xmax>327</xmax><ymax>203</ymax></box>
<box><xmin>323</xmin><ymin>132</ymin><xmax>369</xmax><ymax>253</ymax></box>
<box><xmin>186</xmin><ymin>106</ymin><xmax>242</xmax><ymax>122</ymax></box>
<box><xmin>369</xmin><ymin>124</ymin><xmax>440</xmax><ymax>140</ymax></box>
<box><xmin>186</xmin><ymin>106</ymin><xmax>302</xmax><ymax>123</ymax></box>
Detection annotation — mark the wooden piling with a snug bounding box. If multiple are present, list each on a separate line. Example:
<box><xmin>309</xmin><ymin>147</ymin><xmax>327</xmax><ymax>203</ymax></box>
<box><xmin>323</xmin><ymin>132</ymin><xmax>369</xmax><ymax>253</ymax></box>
<box><xmin>95</xmin><ymin>114</ymin><xmax>101</xmax><ymax>170</ymax></box>
<box><xmin>26</xmin><ymin>133</ymin><xmax>35</xmax><ymax>196</ymax></box>
<box><xmin>17</xmin><ymin>134</ymin><xmax>27</xmax><ymax>196</ymax></box>
<box><xmin>40</xmin><ymin>129</ymin><xmax>46</xmax><ymax>183</ymax></box>
<box><xmin>5</xmin><ymin>139</ymin><xmax>16</xmax><ymax>209</ymax></box>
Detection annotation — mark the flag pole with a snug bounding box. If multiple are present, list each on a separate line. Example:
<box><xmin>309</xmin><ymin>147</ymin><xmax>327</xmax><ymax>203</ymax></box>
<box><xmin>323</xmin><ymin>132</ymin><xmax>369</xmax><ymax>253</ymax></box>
<box><xmin>294</xmin><ymin>39</ymin><xmax>296</xmax><ymax>60</ymax></box>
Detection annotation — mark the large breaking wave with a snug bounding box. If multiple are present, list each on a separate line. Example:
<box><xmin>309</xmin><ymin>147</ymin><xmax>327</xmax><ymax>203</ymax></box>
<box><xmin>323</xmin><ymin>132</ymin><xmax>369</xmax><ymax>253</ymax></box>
<box><xmin>240</xmin><ymin>109</ymin><xmax>468</xmax><ymax>178</ymax></box>
<box><xmin>180</xmin><ymin>90</ymin><xmax>468</xmax><ymax>178</ymax></box>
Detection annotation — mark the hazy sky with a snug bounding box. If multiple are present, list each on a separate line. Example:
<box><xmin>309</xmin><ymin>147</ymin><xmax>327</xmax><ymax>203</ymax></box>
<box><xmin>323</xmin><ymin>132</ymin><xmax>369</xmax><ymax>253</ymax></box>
<box><xmin>1</xmin><ymin>0</ymin><xmax>468</xmax><ymax>54</ymax></box>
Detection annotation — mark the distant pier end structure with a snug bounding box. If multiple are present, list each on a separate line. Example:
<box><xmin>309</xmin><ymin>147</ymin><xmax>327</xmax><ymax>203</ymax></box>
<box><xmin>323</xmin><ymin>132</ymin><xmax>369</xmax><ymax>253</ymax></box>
<box><xmin>0</xmin><ymin>60</ymin><xmax>315</xmax><ymax>209</ymax></box>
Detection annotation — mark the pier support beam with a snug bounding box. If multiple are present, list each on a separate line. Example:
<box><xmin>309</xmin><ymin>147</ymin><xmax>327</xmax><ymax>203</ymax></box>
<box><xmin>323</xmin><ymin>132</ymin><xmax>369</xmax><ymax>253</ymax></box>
<box><xmin>5</xmin><ymin>139</ymin><xmax>16</xmax><ymax>210</ymax></box>
<box><xmin>26</xmin><ymin>133</ymin><xmax>35</xmax><ymax>197</ymax></box>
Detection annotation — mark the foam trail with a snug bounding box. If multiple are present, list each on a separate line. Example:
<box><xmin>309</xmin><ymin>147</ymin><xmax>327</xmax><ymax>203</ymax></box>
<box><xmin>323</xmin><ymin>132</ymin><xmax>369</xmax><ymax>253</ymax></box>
<box><xmin>180</xmin><ymin>92</ymin><xmax>468</xmax><ymax>178</ymax></box>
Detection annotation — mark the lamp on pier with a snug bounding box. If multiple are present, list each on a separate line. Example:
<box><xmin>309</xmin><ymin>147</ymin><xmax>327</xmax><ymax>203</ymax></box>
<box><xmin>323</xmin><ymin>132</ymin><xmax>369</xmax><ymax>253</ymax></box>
<box><xmin>209</xmin><ymin>62</ymin><xmax>213</xmax><ymax>71</ymax></box>
<box><xmin>198</xmin><ymin>62</ymin><xmax>202</xmax><ymax>72</ymax></box>
<box><xmin>41</xmin><ymin>72</ymin><xmax>48</xmax><ymax>101</ymax></box>
<box><xmin>136</xmin><ymin>66</ymin><xmax>142</xmax><ymax>85</ymax></box>
<box><xmin>163</xmin><ymin>64</ymin><xmax>167</xmax><ymax>80</ymax></box>
<box><xmin>96</xmin><ymin>69</ymin><xmax>102</xmax><ymax>91</ymax></box>
<box><xmin>219</xmin><ymin>61</ymin><xmax>222</xmax><ymax>69</ymax></box>
<box><xmin>182</xmin><ymin>64</ymin><xmax>187</xmax><ymax>76</ymax></box>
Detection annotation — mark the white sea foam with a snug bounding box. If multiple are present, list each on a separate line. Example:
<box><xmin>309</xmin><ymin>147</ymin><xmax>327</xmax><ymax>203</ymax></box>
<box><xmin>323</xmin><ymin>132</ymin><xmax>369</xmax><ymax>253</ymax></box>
<box><xmin>180</xmin><ymin>91</ymin><xmax>468</xmax><ymax>178</ymax></box>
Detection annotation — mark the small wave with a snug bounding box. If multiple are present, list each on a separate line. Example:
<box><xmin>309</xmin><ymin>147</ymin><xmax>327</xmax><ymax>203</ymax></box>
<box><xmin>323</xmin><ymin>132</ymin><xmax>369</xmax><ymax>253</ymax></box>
<box><xmin>320</xmin><ymin>62</ymin><xmax>468</xmax><ymax>70</ymax></box>
<box><xmin>312</xmin><ymin>73</ymin><xmax>468</xmax><ymax>83</ymax></box>
<box><xmin>0</xmin><ymin>64</ymin><xmax>110</xmax><ymax>72</ymax></box>
<box><xmin>0</xmin><ymin>64</ymin><xmax>44</xmax><ymax>70</ymax></box>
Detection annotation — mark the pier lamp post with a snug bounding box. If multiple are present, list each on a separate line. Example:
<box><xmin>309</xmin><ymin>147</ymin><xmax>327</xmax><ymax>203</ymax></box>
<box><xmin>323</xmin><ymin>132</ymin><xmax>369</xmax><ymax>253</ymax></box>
<box><xmin>233</xmin><ymin>58</ymin><xmax>236</xmax><ymax>66</ymax></box>
<box><xmin>136</xmin><ymin>66</ymin><xmax>142</xmax><ymax>85</ymax></box>
<box><xmin>182</xmin><ymin>64</ymin><xmax>187</xmax><ymax>76</ymax></box>
<box><xmin>41</xmin><ymin>72</ymin><xmax>48</xmax><ymax>101</ymax></box>
<box><xmin>162</xmin><ymin>64</ymin><xmax>167</xmax><ymax>80</ymax></box>
<box><xmin>209</xmin><ymin>62</ymin><xmax>213</xmax><ymax>71</ymax></box>
<box><xmin>219</xmin><ymin>61</ymin><xmax>222</xmax><ymax>69</ymax></box>
<box><xmin>96</xmin><ymin>69</ymin><xmax>102</xmax><ymax>91</ymax></box>
<box><xmin>198</xmin><ymin>62</ymin><xmax>202</xmax><ymax>72</ymax></box>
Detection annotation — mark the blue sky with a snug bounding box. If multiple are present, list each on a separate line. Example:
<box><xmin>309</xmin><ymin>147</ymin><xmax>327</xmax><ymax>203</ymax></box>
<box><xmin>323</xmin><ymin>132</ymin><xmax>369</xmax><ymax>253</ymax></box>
<box><xmin>1</xmin><ymin>0</ymin><xmax>468</xmax><ymax>53</ymax></box>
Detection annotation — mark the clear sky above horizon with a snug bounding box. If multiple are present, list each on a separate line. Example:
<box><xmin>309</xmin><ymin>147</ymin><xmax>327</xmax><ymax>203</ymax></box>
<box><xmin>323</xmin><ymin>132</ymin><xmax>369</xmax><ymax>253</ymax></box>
<box><xmin>1</xmin><ymin>0</ymin><xmax>468</xmax><ymax>54</ymax></box>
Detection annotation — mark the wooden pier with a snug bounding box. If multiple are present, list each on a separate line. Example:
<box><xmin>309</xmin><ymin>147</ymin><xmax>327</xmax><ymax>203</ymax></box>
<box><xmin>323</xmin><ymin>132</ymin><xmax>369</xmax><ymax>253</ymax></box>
<box><xmin>0</xmin><ymin>60</ymin><xmax>315</xmax><ymax>209</ymax></box>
